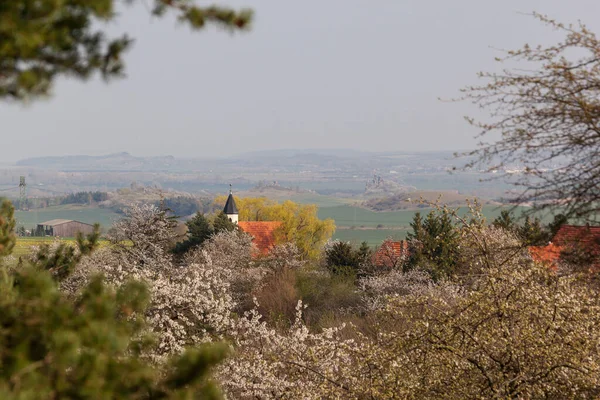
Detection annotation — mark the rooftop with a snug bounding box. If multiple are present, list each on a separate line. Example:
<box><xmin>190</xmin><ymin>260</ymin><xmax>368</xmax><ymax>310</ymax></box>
<box><xmin>38</xmin><ymin>219</ymin><xmax>74</xmax><ymax>226</ymax></box>
<box><xmin>223</xmin><ymin>193</ymin><xmax>238</xmax><ymax>215</ymax></box>
<box><xmin>238</xmin><ymin>221</ymin><xmax>282</xmax><ymax>254</ymax></box>
<box><xmin>372</xmin><ymin>240</ymin><xmax>409</xmax><ymax>268</ymax></box>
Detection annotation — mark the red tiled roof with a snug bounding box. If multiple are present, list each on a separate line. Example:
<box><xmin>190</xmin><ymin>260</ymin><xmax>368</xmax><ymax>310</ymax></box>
<box><xmin>552</xmin><ymin>225</ymin><xmax>600</xmax><ymax>253</ymax></box>
<box><xmin>529</xmin><ymin>225</ymin><xmax>600</xmax><ymax>270</ymax></box>
<box><xmin>529</xmin><ymin>243</ymin><xmax>562</xmax><ymax>270</ymax></box>
<box><xmin>238</xmin><ymin>221</ymin><xmax>282</xmax><ymax>255</ymax></box>
<box><xmin>372</xmin><ymin>240</ymin><xmax>409</xmax><ymax>268</ymax></box>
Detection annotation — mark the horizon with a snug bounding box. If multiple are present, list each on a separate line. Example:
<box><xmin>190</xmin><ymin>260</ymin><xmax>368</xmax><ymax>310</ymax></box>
<box><xmin>3</xmin><ymin>1</ymin><xmax>600</xmax><ymax>162</ymax></box>
<box><xmin>11</xmin><ymin>147</ymin><xmax>467</xmax><ymax>162</ymax></box>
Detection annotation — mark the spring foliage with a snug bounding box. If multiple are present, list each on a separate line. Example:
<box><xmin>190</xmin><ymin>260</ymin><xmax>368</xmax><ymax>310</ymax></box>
<box><xmin>0</xmin><ymin>267</ymin><xmax>228</xmax><ymax>398</ymax></box>
<box><xmin>0</xmin><ymin>200</ymin><xmax>16</xmax><ymax>257</ymax></box>
<box><xmin>214</xmin><ymin>196</ymin><xmax>335</xmax><ymax>259</ymax></box>
<box><xmin>0</xmin><ymin>0</ymin><xmax>252</xmax><ymax>100</ymax></box>
<box><xmin>462</xmin><ymin>13</ymin><xmax>600</xmax><ymax>222</ymax></box>
<box><xmin>4</xmin><ymin>199</ymin><xmax>600</xmax><ymax>398</ymax></box>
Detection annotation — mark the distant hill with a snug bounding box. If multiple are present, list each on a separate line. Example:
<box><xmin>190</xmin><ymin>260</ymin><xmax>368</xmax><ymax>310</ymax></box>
<box><xmin>16</xmin><ymin>149</ymin><xmax>467</xmax><ymax>174</ymax></box>
<box><xmin>235</xmin><ymin>148</ymin><xmax>370</xmax><ymax>159</ymax></box>
<box><xmin>363</xmin><ymin>190</ymin><xmax>497</xmax><ymax>211</ymax></box>
<box><xmin>16</xmin><ymin>152</ymin><xmax>180</xmax><ymax>171</ymax></box>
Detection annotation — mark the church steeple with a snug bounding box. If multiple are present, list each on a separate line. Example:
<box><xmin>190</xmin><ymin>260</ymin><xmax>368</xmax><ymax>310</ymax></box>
<box><xmin>223</xmin><ymin>184</ymin><xmax>238</xmax><ymax>224</ymax></box>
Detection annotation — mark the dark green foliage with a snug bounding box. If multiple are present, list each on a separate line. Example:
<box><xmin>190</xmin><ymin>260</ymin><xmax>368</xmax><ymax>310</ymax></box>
<box><xmin>0</xmin><ymin>1</ymin><xmax>252</xmax><ymax>100</ymax></box>
<box><xmin>406</xmin><ymin>212</ymin><xmax>425</xmax><ymax>268</ymax></box>
<box><xmin>158</xmin><ymin>196</ymin><xmax>206</xmax><ymax>217</ymax></box>
<box><xmin>174</xmin><ymin>212</ymin><xmax>212</xmax><ymax>254</ymax></box>
<box><xmin>548</xmin><ymin>213</ymin><xmax>568</xmax><ymax>239</ymax></box>
<box><xmin>406</xmin><ymin>209</ymin><xmax>459</xmax><ymax>280</ymax></box>
<box><xmin>492</xmin><ymin>210</ymin><xmax>516</xmax><ymax>231</ymax></box>
<box><xmin>61</xmin><ymin>191</ymin><xmax>109</xmax><ymax>205</ymax></box>
<box><xmin>0</xmin><ymin>268</ymin><xmax>227</xmax><ymax>398</ymax></box>
<box><xmin>517</xmin><ymin>216</ymin><xmax>548</xmax><ymax>246</ymax></box>
<box><xmin>174</xmin><ymin>212</ymin><xmax>236</xmax><ymax>255</ymax></box>
<box><xmin>324</xmin><ymin>241</ymin><xmax>372</xmax><ymax>274</ymax></box>
<box><xmin>31</xmin><ymin>224</ymin><xmax>101</xmax><ymax>280</ymax></box>
<box><xmin>296</xmin><ymin>268</ymin><xmax>362</xmax><ymax>328</ymax></box>
<box><xmin>212</xmin><ymin>212</ymin><xmax>238</xmax><ymax>234</ymax></box>
<box><xmin>357</xmin><ymin>241</ymin><xmax>373</xmax><ymax>264</ymax></box>
<box><xmin>325</xmin><ymin>241</ymin><xmax>357</xmax><ymax>270</ymax></box>
<box><xmin>0</xmin><ymin>200</ymin><xmax>16</xmax><ymax>256</ymax></box>
<box><xmin>493</xmin><ymin>210</ymin><xmax>568</xmax><ymax>246</ymax></box>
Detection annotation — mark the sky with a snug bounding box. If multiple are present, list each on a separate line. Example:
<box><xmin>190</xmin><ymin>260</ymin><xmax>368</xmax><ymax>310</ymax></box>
<box><xmin>2</xmin><ymin>0</ymin><xmax>600</xmax><ymax>162</ymax></box>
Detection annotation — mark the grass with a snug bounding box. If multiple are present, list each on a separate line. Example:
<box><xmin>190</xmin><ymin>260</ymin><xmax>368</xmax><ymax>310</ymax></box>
<box><xmin>12</xmin><ymin>237</ymin><xmax>112</xmax><ymax>260</ymax></box>
<box><xmin>12</xmin><ymin>237</ymin><xmax>69</xmax><ymax>258</ymax></box>
<box><xmin>319</xmin><ymin>204</ymin><xmax>540</xmax><ymax>229</ymax></box>
<box><xmin>332</xmin><ymin>228</ymin><xmax>408</xmax><ymax>247</ymax></box>
<box><xmin>323</xmin><ymin>204</ymin><xmax>559</xmax><ymax>246</ymax></box>
<box><xmin>14</xmin><ymin>205</ymin><xmax>120</xmax><ymax>231</ymax></box>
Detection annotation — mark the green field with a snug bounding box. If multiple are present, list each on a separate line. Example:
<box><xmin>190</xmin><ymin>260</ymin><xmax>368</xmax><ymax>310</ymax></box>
<box><xmin>12</xmin><ymin>237</ymin><xmax>113</xmax><ymax>261</ymax></box>
<box><xmin>332</xmin><ymin>228</ymin><xmax>409</xmax><ymax>247</ymax></box>
<box><xmin>319</xmin><ymin>204</ymin><xmax>538</xmax><ymax>229</ymax></box>
<box><xmin>12</xmin><ymin>237</ymin><xmax>74</xmax><ymax>258</ymax></box>
<box><xmin>321</xmin><ymin>204</ymin><xmax>553</xmax><ymax>246</ymax></box>
<box><xmin>14</xmin><ymin>205</ymin><xmax>120</xmax><ymax>231</ymax></box>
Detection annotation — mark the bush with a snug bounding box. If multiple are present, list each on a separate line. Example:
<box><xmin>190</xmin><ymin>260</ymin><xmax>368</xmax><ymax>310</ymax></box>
<box><xmin>296</xmin><ymin>267</ymin><xmax>362</xmax><ymax>329</ymax></box>
<box><xmin>254</xmin><ymin>268</ymin><xmax>300</xmax><ymax>329</ymax></box>
<box><xmin>324</xmin><ymin>241</ymin><xmax>372</xmax><ymax>275</ymax></box>
<box><xmin>0</xmin><ymin>268</ymin><xmax>228</xmax><ymax>398</ymax></box>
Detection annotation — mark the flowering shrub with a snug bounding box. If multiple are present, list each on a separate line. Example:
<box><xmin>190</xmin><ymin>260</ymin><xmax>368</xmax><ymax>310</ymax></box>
<box><xmin>55</xmin><ymin>202</ymin><xmax>600</xmax><ymax>398</ymax></box>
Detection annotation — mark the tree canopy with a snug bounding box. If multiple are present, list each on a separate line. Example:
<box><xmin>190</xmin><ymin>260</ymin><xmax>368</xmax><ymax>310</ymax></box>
<box><xmin>0</xmin><ymin>200</ymin><xmax>16</xmax><ymax>257</ymax></box>
<box><xmin>214</xmin><ymin>196</ymin><xmax>336</xmax><ymax>259</ymax></box>
<box><xmin>0</xmin><ymin>1</ymin><xmax>252</xmax><ymax>100</ymax></box>
<box><xmin>462</xmin><ymin>13</ymin><xmax>600</xmax><ymax>221</ymax></box>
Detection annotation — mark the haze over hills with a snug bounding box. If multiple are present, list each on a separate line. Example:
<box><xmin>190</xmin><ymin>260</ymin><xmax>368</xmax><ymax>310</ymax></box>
<box><xmin>15</xmin><ymin>149</ymin><xmax>466</xmax><ymax>171</ymax></box>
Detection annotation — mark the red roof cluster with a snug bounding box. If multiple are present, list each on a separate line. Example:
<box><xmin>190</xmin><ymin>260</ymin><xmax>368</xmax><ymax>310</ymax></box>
<box><xmin>372</xmin><ymin>240</ymin><xmax>409</xmax><ymax>268</ymax></box>
<box><xmin>529</xmin><ymin>225</ymin><xmax>600</xmax><ymax>268</ymax></box>
<box><xmin>552</xmin><ymin>225</ymin><xmax>600</xmax><ymax>249</ymax></box>
<box><xmin>529</xmin><ymin>243</ymin><xmax>562</xmax><ymax>270</ymax></box>
<box><xmin>238</xmin><ymin>221</ymin><xmax>282</xmax><ymax>255</ymax></box>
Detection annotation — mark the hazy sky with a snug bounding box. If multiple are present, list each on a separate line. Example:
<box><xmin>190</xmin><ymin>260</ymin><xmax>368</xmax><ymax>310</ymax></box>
<box><xmin>2</xmin><ymin>0</ymin><xmax>600</xmax><ymax>162</ymax></box>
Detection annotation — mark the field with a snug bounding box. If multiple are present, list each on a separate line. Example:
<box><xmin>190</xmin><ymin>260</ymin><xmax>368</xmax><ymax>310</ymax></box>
<box><xmin>321</xmin><ymin>204</ymin><xmax>551</xmax><ymax>245</ymax></box>
<box><xmin>14</xmin><ymin>205</ymin><xmax>120</xmax><ymax>231</ymax></box>
<box><xmin>12</xmin><ymin>237</ymin><xmax>113</xmax><ymax>261</ymax></box>
<box><xmin>9</xmin><ymin>201</ymin><xmax>558</xmax><ymax>249</ymax></box>
<box><xmin>333</xmin><ymin>228</ymin><xmax>409</xmax><ymax>246</ymax></box>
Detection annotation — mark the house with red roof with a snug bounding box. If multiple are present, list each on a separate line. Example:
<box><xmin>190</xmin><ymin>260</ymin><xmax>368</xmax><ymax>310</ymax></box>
<box><xmin>238</xmin><ymin>221</ymin><xmax>282</xmax><ymax>255</ymax></box>
<box><xmin>223</xmin><ymin>190</ymin><xmax>280</xmax><ymax>255</ymax></box>
<box><xmin>530</xmin><ymin>225</ymin><xmax>600</xmax><ymax>269</ymax></box>
<box><xmin>372</xmin><ymin>239</ymin><xmax>409</xmax><ymax>269</ymax></box>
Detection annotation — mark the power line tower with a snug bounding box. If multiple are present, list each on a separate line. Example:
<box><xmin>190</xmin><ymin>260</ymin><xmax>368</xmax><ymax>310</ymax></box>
<box><xmin>19</xmin><ymin>176</ymin><xmax>27</xmax><ymax>210</ymax></box>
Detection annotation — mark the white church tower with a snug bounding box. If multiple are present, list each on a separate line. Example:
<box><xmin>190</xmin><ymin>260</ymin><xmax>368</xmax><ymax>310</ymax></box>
<box><xmin>223</xmin><ymin>184</ymin><xmax>239</xmax><ymax>224</ymax></box>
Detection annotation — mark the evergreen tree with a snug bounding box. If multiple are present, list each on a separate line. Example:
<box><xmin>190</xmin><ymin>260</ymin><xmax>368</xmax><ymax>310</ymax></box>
<box><xmin>0</xmin><ymin>200</ymin><xmax>16</xmax><ymax>257</ymax></box>
<box><xmin>325</xmin><ymin>241</ymin><xmax>359</xmax><ymax>272</ymax></box>
<box><xmin>212</xmin><ymin>212</ymin><xmax>238</xmax><ymax>234</ymax></box>
<box><xmin>406</xmin><ymin>209</ymin><xmax>459</xmax><ymax>280</ymax></box>
<box><xmin>174</xmin><ymin>212</ymin><xmax>213</xmax><ymax>254</ymax></box>
<box><xmin>517</xmin><ymin>216</ymin><xmax>547</xmax><ymax>246</ymax></box>
<box><xmin>357</xmin><ymin>241</ymin><xmax>373</xmax><ymax>265</ymax></box>
<box><xmin>406</xmin><ymin>212</ymin><xmax>425</xmax><ymax>269</ymax></box>
<box><xmin>0</xmin><ymin>1</ymin><xmax>253</xmax><ymax>100</ymax></box>
<box><xmin>0</xmin><ymin>268</ymin><xmax>228</xmax><ymax>398</ymax></box>
<box><xmin>547</xmin><ymin>213</ymin><xmax>568</xmax><ymax>239</ymax></box>
<box><xmin>31</xmin><ymin>224</ymin><xmax>101</xmax><ymax>281</ymax></box>
<box><xmin>492</xmin><ymin>210</ymin><xmax>516</xmax><ymax>232</ymax></box>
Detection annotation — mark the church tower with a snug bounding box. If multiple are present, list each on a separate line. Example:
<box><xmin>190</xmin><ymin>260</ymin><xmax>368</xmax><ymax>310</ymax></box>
<box><xmin>223</xmin><ymin>185</ymin><xmax>238</xmax><ymax>224</ymax></box>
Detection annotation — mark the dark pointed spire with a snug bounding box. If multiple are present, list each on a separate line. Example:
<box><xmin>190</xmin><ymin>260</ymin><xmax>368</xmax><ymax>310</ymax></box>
<box><xmin>224</xmin><ymin>185</ymin><xmax>238</xmax><ymax>215</ymax></box>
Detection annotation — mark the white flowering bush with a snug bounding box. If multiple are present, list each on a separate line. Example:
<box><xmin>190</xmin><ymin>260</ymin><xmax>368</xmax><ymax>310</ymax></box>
<box><xmin>220</xmin><ymin>301</ymin><xmax>367</xmax><ymax>399</ymax></box>
<box><xmin>62</xmin><ymin>205</ymin><xmax>236</xmax><ymax>363</ymax></box>
<box><xmin>56</xmin><ymin>202</ymin><xmax>600</xmax><ymax>399</ymax></box>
